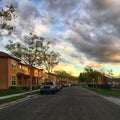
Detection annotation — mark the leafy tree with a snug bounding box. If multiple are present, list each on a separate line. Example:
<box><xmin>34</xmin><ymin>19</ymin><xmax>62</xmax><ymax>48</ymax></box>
<box><xmin>55</xmin><ymin>70</ymin><xmax>68</xmax><ymax>82</ymax></box>
<box><xmin>5</xmin><ymin>33</ymin><xmax>46</xmax><ymax>94</ymax></box>
<box><xmin>79</xmin><ymin>67</ymin><xmax>100</xmax><ymax>83</ymax></box>
<box><xmin>55</xmin><ymin>70</ymin><xmax>78</xmax><ymax>82</ymax></box>
<box><xmin>106</xmin><ymin>69</ymin><xmax>113</xmax><ymax>78</ymax></box>
<box><xmin>0</xmin><ymin>1</ymin><xmax>15</xmax><ymax>35</ymax></box>
<box><xmin>79</xmin><ymin>73</ymin><xmax>86</xmax><ymax>83</ymax></box>
<box><xmin>38</xmin><ymin>43</ymin><xmax>60</xmax><ymax>79</ymax></box>
<box><xmin>43</xmin><ymin>51</ymin><xmax>59</xmax><ymax>71</ymax></box>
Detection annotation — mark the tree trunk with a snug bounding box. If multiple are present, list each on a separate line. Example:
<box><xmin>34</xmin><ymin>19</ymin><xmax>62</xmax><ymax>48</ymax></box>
<box><xmin>48</xmin><ymin>69</ymin><xmax>50</xmax><ymax>80</ymax></box>
<box><xmin>29</xmin><ymin>65</ymin><xmax>33</xmax><ymax>95</ymax></box>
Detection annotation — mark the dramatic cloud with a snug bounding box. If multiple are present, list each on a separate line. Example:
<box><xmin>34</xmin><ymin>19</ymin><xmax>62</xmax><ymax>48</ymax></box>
<box><xmin>41</xmin><ymin>0</ymin><xmax>81</xmax><ymax>16</ymax></box>
<box><xmin>64</xmin><ymin>0</ymin><xmax>120</xmax><ymax>64</ymax></box>
<box><xmin>1</xmin><ymin>0</ymin><xmax>120</xmax><ymax>76</ymax></box>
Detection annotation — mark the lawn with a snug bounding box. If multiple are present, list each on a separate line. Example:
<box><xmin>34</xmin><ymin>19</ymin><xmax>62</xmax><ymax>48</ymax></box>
<box><xmin>0</xmin><ymin>89</ymin><xmax>29</xmax><ymax>97</ymax></box>
<box><xmin>86</xmin><ymin>87</ymin><xmax>120</xmax><ymax>97</ymax></box>
<box><xmin>0</xmin><ymin>94</ymin><xmax>28</xmax><ymax>104</ymax></box>
<box><xmin>0</xmin><ymin>91</ymin><xmax>39</xmax><ymax>105</ymax></box>
<box><xmin>0</xmin><ymin>86</ymin><xmax>40</xmax><ymax>97</ymax></box>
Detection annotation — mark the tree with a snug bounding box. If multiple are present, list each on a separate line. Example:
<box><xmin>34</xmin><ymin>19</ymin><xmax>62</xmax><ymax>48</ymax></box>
<box><xmin>39</xmin><ymin>44</ymin><xmax>60</xmax><ymax>79</ymax></box>
<box><xmin>5</xmin><ymin>33</ymin><xmax>45</xmax><ymax>94</ymax></box>
<box><xmin>55</xmin><ymin>70</ymin><xmax>67</xmax><ymax>81</ymax></box>
<box><xmin>79</xmin><ymin>67</ymin><xmax>100</xmax><ymax>83</ymax></box>
<box><xmin>0</xmin><ymin>1</ymin><xmax>15</xmax><ymax>35</ymax></box>
<box><xmin>43</xmin><ymin>51</ymin><xmax>59</xmax><ymax>71</ymax></box>
<box><xmin>106</xmin><ymin>69</ymin><xmax>113</xmax><ymax>78</ymax></box>
<box><xmin>55</xmin><ymin>70</ymin><xmax>77</xmax><ymax>83</ymax></box>
<box><xmin>79</xmin><ymin>73</ymin><xmax>86</xmax><ymax>83</ymax></box>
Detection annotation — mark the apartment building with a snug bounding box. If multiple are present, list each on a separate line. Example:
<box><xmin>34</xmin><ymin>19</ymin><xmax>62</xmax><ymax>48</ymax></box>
<box><xmin>0</xmin><ymin>51</ymin><xmax>46</xmax><ymax>89</ymax></box>
<box><xmin>0</xmin><ymin>51</ymin><xmax>73</xmax><ymax>89</ymax></box>
<box><xmin>44</xmin><ymin>72</ymin><xmax>57</xmax><ymax>82</ymax></box>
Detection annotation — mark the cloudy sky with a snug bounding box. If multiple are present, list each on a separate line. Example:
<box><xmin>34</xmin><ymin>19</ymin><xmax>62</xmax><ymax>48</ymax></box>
<box><xmin>1</xmin><ymin>0</ymin><xmax>120</xmax><ymax>77</ymax></box>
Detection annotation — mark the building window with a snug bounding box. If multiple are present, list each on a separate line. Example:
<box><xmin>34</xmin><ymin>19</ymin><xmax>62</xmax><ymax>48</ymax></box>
<box><xmin>11</xmin><ymin>59</ymin><xmax>17</xmax><ymax>69</ymax></box>
<box><xmin>19</xmin><ymin>65</ymin><xmax>24</xmax><ymax>72</ymax></box>
<box><xmin>11</xmin><ymin>75</ymin><xmax>17</xmax><ymax>86</ymax></box>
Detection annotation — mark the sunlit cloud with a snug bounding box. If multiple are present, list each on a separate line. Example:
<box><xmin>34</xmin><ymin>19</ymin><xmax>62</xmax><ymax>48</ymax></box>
<box><xmin>34</xmin><ymin>24</ymin><xmax>50</xmax><ymax>35</ymax></box>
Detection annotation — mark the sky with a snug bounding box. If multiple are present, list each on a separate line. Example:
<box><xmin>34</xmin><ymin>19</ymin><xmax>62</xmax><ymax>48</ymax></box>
<box><xmin>1</xmin><ymin>0</ymin><xmax>120</xmax><ymax>77</ymax></box>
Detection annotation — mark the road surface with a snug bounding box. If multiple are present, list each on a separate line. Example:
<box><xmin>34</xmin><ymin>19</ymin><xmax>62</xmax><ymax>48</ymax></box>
<box><xmin>0</xmin><ymin>86</ymin><xmax>120</xmax><ymax>120</ymax></box>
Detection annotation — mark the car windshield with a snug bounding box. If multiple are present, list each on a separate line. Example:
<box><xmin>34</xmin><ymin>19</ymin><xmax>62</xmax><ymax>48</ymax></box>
<box><xmin>42</xmin><ymin>82</ymin><xmax>54</xmax><ymax>85</ymax></box>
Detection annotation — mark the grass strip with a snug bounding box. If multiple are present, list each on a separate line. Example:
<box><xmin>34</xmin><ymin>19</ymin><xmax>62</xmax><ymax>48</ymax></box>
<box><xmin>0</xmin><ymin>89</ymin><xmax>29</xmax><ymax>97</ymax></box>
<box><xmin>0</xmin><ymin>91</ymin><xmax>39</xmax><ymax>105</ymax></box>
<box><xmin>0</xmin><ymin>94</ymin><xmax>28</xmax><ymax>105</ymax></box>
<box><xmin>86</xmin><ymin>87</ymin><xmax>120</xmax><ymax>97</ymax></box>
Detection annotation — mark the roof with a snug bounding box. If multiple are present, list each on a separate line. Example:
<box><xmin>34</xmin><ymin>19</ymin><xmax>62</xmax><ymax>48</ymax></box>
<box><xmin>0</xmin><ymin>51</ymin><xmax>21</xmax><ymax>62</ymax></box>
<box><xmin>0</xmin><ymin>51</ymin><xmax>45</xmax><ymax>71</ymax></box>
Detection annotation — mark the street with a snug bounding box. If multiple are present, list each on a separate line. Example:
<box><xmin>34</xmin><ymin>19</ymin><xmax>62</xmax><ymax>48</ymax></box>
<box><xmin>0</xmin><ymin>86</ymin><xmax>120</xmax><ymax>120</ymax></box>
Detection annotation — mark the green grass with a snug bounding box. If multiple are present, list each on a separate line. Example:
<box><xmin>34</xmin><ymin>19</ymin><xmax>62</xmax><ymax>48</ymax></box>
<box><xmin>86</xmin><ymin>87</ymin><xmax>120</xmax><ymax>97</ymax></box>
<box><xmin>0</xmin><ymin>94</ymin><xmax>28</xmax><ymax>105</ymax></box>
<box><xmin>0</xmin><ymin>89</ymin><xmax>29</xmax><ymax>97</ymax></box>
<box><xmin>0</xmin><ymin>86</ymin><xmax>40</xmax><ymax>97</ymax></box>
<box><xmin>0</xmin><ymin>91</ymin><xmax>39</xmax><ymax>105</ymax></box>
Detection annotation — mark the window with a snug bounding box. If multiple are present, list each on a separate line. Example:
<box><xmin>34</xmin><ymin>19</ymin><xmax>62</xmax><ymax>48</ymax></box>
<box><xmin>11</xmin><ymin>59</ymin><xmax>17</xmax><ymax>69</ymax></box>
<box><xmin>11</xmin><ymin>75</ymin><xmax>17</xmax><ymax>86</ymax></box>
<box><xmin>19</xmin><ymin>65</ymin><xmax>24</xmax><ymax>72</ymax></box>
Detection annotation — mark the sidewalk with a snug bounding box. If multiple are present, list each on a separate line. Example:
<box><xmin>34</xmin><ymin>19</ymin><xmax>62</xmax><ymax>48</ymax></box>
<box><xmin>101</xmin><ymin>96</ymin><xmax>120</xmax><ymax>105</ymax></box>
<box><xmin>91</xmin><ymin>91</ymin><xmax>120</xmax><ymax>106</ymax></box>
<box><xmin>0</xmin><ymin>89</ymin><xmax>39</xmax><ymax>100</ymax></box>
<box><xmin>84</xmin><ymin>87</ymin><xmax>120</xmax><ymax>106</ymax></box>
<box><xmin>0</xmin><ymin>90</ymin><xmax>39</xmax><ymax>109</ymax></box>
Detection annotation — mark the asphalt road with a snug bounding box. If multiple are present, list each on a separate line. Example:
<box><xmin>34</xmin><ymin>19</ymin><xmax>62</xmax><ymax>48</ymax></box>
<box><xmin>0</xmin><ymin>86</ymin><xmax>120</xmax><ymax>120</ymax></box>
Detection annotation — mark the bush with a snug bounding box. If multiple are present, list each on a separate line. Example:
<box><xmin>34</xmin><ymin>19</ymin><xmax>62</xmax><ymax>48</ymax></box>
<box><xmin>32</xmin><ymin>85</ymin><xmax>40</xmax><ymax>90</ymax></box>
<box><xmin>9</xmin><ymin>86</ymin><xmax>29</xmax><ymax>90</ymax></box>
<box><xmin>9</xmin><ymin>86</ymin><xmax>23</xmax><ymax>90</ymax></box>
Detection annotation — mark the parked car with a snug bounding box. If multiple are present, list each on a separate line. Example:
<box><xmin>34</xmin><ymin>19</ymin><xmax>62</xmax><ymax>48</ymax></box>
<box><xmin>56</xmin><ymin>82</ymin><xmax>63</xmax><ymax>91</ymax></box>
<box><xmin>40</xmin><ymin>81</ymin><xmax>57</xmax><ymax>94</ymax></box>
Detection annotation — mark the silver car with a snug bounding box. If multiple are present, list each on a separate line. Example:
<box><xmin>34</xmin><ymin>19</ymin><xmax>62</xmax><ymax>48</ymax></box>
<box><xmin>40</xmin><ymin>81</ymin><xmax>57</xmax><ymax>94</ymax></box>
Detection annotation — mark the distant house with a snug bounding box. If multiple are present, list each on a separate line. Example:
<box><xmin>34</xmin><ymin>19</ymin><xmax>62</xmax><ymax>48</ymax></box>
<box><xmin>97</xmin><ymin>73</ymin><xmax>120</xmax><ymax>89</ymax></box>
<box><xmin>0</xmin><ymin>51</ymin><xmax>45</xmax><ymax>89</ymax></box>
<box><xmin>111</xmin><ymin>78</ymin><xmax>120</xmax><ymax>88</ymax></box>
<box><xmin>97</xmin><ymin>74</ymin><xmax>112</xmax><ymax>85</ymax></box>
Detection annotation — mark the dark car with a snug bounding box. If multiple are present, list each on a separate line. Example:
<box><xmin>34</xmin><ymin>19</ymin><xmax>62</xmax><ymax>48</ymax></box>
<box><xmin>40</xmin><ymin>81</ymin><xmax>57</xmax><ymax>94</ymax></box>
<box><xmin>56</xmin><ymin>82</ymin><xmax>63</xmax><ymax>91</ymax></box>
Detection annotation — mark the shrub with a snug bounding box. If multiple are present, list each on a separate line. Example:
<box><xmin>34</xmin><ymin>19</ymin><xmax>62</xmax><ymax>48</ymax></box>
<box><xmin>32</xmin><ymin>85</ymin><xmax>40</xmax><ymax>90</ymax></box>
